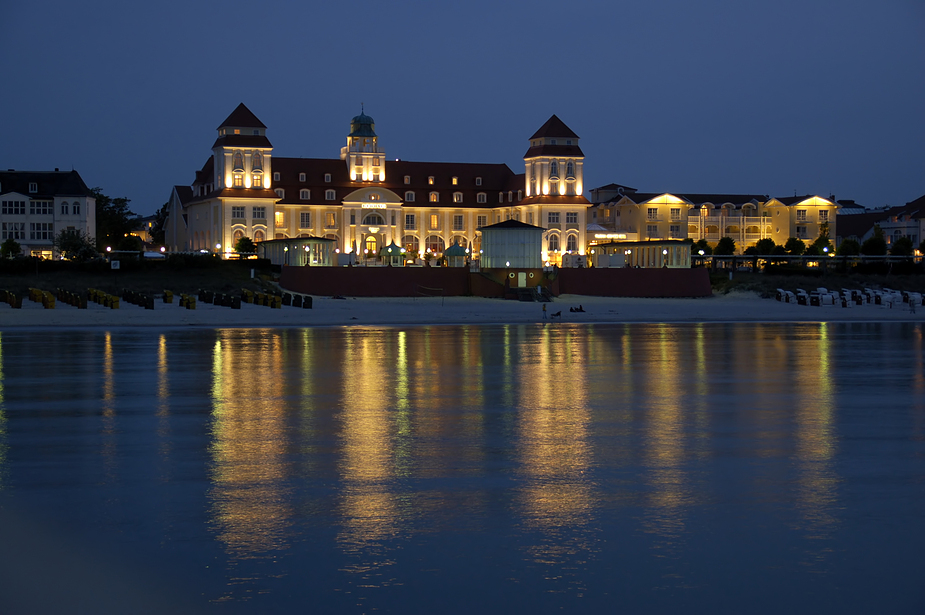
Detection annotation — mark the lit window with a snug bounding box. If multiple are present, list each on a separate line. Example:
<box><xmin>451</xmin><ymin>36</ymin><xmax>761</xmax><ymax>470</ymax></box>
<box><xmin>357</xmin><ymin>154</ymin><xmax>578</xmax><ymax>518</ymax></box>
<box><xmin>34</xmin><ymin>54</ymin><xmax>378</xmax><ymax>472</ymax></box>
<box><xmin>430</xmin><ymin>214</ymin><xmax>440</xmax><ymax>230</ymax></box>
<box><xmin>252</xmin><ymin>173</ymin><xmax>262</xmax><ymax>187</ymax></box>
<box><xmin>452</xmin><ymin>177</ymin><xmax>458</xmax><ymax>185</ymax></box>
<box><xmin>453</xmin><ymin>215</ymin><xmax>464</xmax><ymax>231</ymax></box>
<box><xmin>477</xmin><ymin>193</ymin><xmax>486</xmax><ymax>203</ymax></box>
<box><xmin>404</xmin><ymin>175</ymin><xmax>411</xmax><ymax>184</ymax></box>
<box><xmin>429</xmin><ymin>192</ymin><xmax>439</xmax><ymax>203</ymax></box>
<box><xmin>373</xmin><ymin>158</ymin><xmax>380</xmax><ymax>167</ymax></box>
<box><xmin>405</xmin><ymin>214</ymin><xmax>416</xmax><ymax>229</ymax></box>
<box><xmin>324</xmin><ymin>173</ymin><xmax>332</xmax><ymax>183</ymax></box>
<box><xmin>548</xmin><ymin>234</ymin><xmax>560</xmax><ymax>251</ymax></box>
<box><xmin>647</xmin><ymin>208</ymin><xmax>658</xmax><ymax>220</ymax></box>
<box><xmin>234</xmin><ymin>129</ymin><xmax>240</xmax><ymax>135</ymax></box>
<box><xmin>369</xmin><ymin>193</ymin><xmax>380</xmax><ymax>201</ymax></box>
<box><xmin>670</xmin><ymin>208</ymin><xmax>681</xmax><ymax>221</ymax></box>
<box><xmin>796</xmin><ymin>209</ymin><xmax>807</xmax><ymax>222</ymax></box>
<box><xmin>567</xmin><ymin>235</ymin><xmax>577</xmax><ymax>251</ymax></box>
<box><xmin>326</xmin><ymin>189</ymin><xmax>336</xmax><ymax>200</ymax></box>
<box><xmin>273</xmin><ymin>172</ymin><xmax>280</xmax><ymax>181</ymax></box>
<box><xmin>325</xmin><ymin>212</ymin><xmax>336</xmax><ymax>228</ymax></box>
<box><xmin>453</xmin><ymin>192</ymin><xmax>463</xmax><ymax>203</ymax></box>
<box><xmin>428</xmin><ymin>176</ymin><xmax>434</xmax><ymax>185</ymax></box>
<box><xmin>477</xmin><ymin>215</ymin><xmax>487</xmax><ymax>227</ymax></box>
<box><xmin>300</xmin><ymin>189</ymin><xmax>310</xmax><ymax>200</ymax></box>
<box><xmin>299</xmin><ymin>173</ymin><xmax>306</xmax><ymax>182</ymax></box>
<box><xmin>275</xmin><ymin>211</ymin><xmax>284</xmax><ymax>226</ymax></box>
<box><xmin>233</xmin><ymin>174</ymin><xmax>243</xmax><ymax>188</ymax></box>
<box><xmin>819</xmin><ymin>210</ymin><xmax>829</xmax><ymax>222</ymax></box>
<box><xmin>566</xmin><ymin>212</ymin><xmax>578</xmax><ymax>224</ymax></box>
<box><xmin>405</xmin><ymin>191</ymin><xmax>415</xmax><ymax>202</ymax></box>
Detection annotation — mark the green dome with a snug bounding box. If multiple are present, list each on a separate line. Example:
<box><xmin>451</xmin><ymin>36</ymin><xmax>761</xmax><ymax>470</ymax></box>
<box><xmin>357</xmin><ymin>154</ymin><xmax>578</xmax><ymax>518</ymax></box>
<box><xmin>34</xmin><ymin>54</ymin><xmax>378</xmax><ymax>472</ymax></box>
<box><xmin>444</xmin><ymin>242</ymin><xmax>467</xmax><ymax>257</ymax></box>
<box><xmin>379</xmin><ymin>241</ymin><xmax>403</xmax><ymax>256</ymax></box>
<box><xmin>349</xmin><ymin>112</ymin><xmax>376</xmax><ymax>138</ymax></box>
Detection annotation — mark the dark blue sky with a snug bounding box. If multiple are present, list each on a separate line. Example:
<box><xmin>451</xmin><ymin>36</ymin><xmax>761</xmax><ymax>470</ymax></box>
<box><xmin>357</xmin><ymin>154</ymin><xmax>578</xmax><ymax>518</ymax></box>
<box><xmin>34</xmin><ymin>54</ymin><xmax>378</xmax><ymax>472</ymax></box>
<box><xmin>3</xmin><ymin>0</ymin><xmax>923</xmax><ymax>216</ymax></box>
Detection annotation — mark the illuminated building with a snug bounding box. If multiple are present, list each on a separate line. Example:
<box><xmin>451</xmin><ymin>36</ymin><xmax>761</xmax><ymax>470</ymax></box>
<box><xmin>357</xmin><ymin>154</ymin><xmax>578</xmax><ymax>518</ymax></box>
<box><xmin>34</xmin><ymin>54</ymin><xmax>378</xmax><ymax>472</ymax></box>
<box><xmin>0</xmin><ymin>169</ymin><xmax>96</xmax><ymax>258</ymax></box>
<box><xmin>589</xmin><ymin>184</ymin><xmax>839</xmax><ymax>253</ymax></box>
<box><xmin>165</xmin><ymin>105</ymin><xmax>591</xmax><ymax>265</ymax></box>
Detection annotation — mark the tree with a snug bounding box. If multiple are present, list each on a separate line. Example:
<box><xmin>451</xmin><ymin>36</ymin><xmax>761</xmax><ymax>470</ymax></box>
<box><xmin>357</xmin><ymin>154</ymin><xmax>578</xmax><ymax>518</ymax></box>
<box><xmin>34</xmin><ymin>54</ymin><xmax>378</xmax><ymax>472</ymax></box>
<box><xmin>714</xmin><ymin>236</ymin><xmax>736</xmax><ymax>255</ymax></box>
<box><xmin>836</xmin><ymin>238</ymin><xmax>860</xmax><ymax>256</ymax></box>
<box><xmin>920</xmin><ymin>240</ymin><xmax>925</xmax><ymax>255</ymax></box>
<box><xmin>234</xmin><ymin>236</ymin><xmax>256</xmax><ymax>254</ymax></box>
<box><xmin>693</xmin><ymin>238</ymin><xmax>712</xmax><ymax>256</ymax></box>
<box><xmin>92</xmin><ymin>187</ymin><xmax>137</xmax><ymax>252</ymax></box>
<box><xmin>150</xmin><ymin>202</ymin><xmax>169</xmax><ymax>245</ymax></box>
<box><xmin>754</xmin><ymin>238</ymin><xmax>777</xmax><ymax>255</ymax></box>
<box><xmin>810</xmin><ymin>221</ymin><xmax>832</xmax><ymax>254</ymax></box>
<box><xmin>53</xmin><ymin>230</ymin><xmax>98</xmax><ymax>261</ymax></box>
<box><xmin>860</xmin><ymin>225</ymin><xmax>887</xmax><ymax>256</ymax></box>
<box><xmin>804</xmin><ymin>244</ymin><xmax>820</xmax><ymax>256</ymax></box>
<box><xmin>784</xmin><ymin>237</ymin><xmax>806</xmax><ymax>255</ymax></box>
<box><xmin>890</xmin><ymin>236</ymin><xmax>914</xmax><ymax>256</ymax></box>
<box><xmin>1</xmin><ymin>238</ymin><xmax>22</xmax><ymax>258</ymax></box>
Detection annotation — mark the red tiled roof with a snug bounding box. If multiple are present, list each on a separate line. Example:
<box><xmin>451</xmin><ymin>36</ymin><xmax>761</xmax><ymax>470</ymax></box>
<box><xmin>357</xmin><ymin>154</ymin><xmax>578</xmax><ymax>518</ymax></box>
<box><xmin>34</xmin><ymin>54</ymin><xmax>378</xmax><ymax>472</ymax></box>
<box><xmin>529</xmin><ymin>115</ymin><xmax>579</xmax><ymax>140</ymax></box>
<box><xmin>217</xmin><ymin>103</ymin><xmax>266</xmax><ymax>130</ymax></box>
<box><xmin>211</xmin><ymin>134</ymin><xmax>273</xmax><ymax>149</ymax></box>
<box><xmin>523</xmin><ymin>144</ymin><xmax>584</xmax><ymax>158</ymax></box>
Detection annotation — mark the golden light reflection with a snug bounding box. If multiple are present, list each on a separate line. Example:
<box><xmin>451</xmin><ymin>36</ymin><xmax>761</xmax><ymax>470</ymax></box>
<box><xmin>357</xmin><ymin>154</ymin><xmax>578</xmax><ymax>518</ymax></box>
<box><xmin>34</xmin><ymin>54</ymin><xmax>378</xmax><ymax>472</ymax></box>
<box><xmin>100</xmin><ymin>332</ymin><xmax>117</xmax><ymax>480</ymax></box>
<box><xmin>208</xmin><ymin>330</ymin><xmax>292</xmax><ymax>562</ymax></box>
<box><xmin>155</xmin><ymin>334</ymin><xmax>172</xmax><ymax>475</ymax></box>
<box><xmin>516</xmin><ymin>324</ymin><xmax>597</xmax><ymax>570</ymax></box>
<box><xmin>640</xmin><ymin>324</ymin><xmax>692</xmax><ymax>550</ymax></box>
<box><xmin>337</xmin><ymin>329</ymin><xmax>399</xmax><ymax>559</ymax></box>
<box><xmin>911</xmin><ymin>325</ymin><xmax>925</xmax><ymax>440</ymax></box>
<box><xmin>791</xmin><ymin>323</ymin><xmax>839</xmax><ymax>562</ymax></box>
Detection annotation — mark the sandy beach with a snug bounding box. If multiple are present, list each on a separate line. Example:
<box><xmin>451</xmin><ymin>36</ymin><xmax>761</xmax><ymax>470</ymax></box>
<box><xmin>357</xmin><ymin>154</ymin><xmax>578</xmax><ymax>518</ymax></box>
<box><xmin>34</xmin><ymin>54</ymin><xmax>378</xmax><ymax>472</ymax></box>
<box><xmin>0</xmin><ymin>292</ymin><xmax>922</xmax><ymax>328</ymax></box>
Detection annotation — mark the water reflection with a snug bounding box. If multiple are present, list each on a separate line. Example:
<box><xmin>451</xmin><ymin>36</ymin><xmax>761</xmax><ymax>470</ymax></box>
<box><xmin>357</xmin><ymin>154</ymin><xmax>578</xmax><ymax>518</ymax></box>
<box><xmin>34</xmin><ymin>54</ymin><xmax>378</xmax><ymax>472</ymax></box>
<box><xmin>207</xmin><ymin>330</ymin><xmax>293</xmax><ymax>574</ymax></box>
<box><xmin>0</xmin><ymin>333</ymin><xmax>6</xmax><ymax>490</ymax></box>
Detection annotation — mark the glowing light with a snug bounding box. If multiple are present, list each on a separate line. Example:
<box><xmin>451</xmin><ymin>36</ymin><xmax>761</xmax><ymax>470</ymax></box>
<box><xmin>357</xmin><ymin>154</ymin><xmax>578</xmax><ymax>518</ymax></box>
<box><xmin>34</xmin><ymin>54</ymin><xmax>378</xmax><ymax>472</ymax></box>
<box><xmin>160</xmin><ymin>246</ymin><xmax>166</xmax><ymax>253</ymax></box>
<box><xmin>216</xmin><ymin>244</ymin><xmax>222</xmax><ymax>250</ymax></box>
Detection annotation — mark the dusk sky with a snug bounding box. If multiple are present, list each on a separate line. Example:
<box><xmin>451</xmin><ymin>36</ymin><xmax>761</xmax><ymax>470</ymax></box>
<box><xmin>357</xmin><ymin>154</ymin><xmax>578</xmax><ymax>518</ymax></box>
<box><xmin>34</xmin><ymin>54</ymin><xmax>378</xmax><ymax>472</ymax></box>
<box><xmin>3</xmin><ymin>0</ymin><xmax>923</xmax><ymax>217</ymax></box>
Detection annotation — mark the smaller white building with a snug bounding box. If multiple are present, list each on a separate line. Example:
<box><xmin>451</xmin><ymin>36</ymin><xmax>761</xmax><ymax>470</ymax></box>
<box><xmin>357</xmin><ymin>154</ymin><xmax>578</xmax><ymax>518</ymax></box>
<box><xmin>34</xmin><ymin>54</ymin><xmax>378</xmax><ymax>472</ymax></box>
<box><xmin>479</xmin><ymin>219</ymin><xmax>545</xmax><ymax>269</ymax></box>
<box><xmin>0</xmin><ymin>169</ymin><xmax>96</xmax><ymax>258</ymax></box>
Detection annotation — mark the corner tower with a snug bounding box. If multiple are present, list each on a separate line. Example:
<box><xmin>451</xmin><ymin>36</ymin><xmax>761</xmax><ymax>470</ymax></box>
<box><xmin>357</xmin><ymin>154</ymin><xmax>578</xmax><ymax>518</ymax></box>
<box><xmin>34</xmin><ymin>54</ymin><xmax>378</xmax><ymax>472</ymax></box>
<box><xmin>213</xmin><ymin>103</ymin><xmax>273</xmax><ymax>190</ymax></box>
<box><xmin>524</xmin><ymin>115</ymin><xmax>583</xmax><ymax>197</ymax></box>
<box><xmin>340</xmin><ymin>109</ymin><xmax>385</xmax><ymax>182</ymax></box>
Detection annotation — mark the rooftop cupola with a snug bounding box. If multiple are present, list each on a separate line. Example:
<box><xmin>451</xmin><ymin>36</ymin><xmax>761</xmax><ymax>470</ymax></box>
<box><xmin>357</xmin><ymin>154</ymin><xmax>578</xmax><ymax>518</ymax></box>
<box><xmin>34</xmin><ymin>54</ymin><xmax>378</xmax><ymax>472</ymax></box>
<box><xmin>341</xmin><ymin>106</ymin><xmax>385</xmax><ymax>182</ymax></box>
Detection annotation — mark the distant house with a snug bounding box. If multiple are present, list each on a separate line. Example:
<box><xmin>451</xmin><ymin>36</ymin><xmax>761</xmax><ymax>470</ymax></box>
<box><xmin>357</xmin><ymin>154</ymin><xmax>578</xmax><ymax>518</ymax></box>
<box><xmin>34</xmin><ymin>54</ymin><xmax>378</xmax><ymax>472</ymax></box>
<box><xmin>0</xmin><ymin>169</ymin><xmax>96</xmax><ymax>258</ymax></box>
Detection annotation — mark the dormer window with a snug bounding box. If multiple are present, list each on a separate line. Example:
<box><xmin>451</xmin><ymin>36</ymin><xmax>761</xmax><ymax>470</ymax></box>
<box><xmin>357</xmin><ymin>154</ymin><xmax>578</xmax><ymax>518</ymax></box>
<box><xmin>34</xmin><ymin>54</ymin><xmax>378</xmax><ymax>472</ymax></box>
<box><xmin>299</xmin><ymin>173</ymin><xmax>306</xmax><ymax>182</ymax></box>
<box><xmin>233</xmin><ymin>174</ymin><xmax>243</xmax><ymax>188</ymax></box>
<box><xmin>428</xmin><ymin>176</ymin><xmax>434</xmax><ymax>185</ymax></box>
<box><xmin>273</xmin><ymin>172</ymin><xmax>280</xmax><ymax>182</ymax></box>
<box><xmin>566</xmin><ymin>140</ymin><xmax>572</xmax><ymax>145</ymax></box>
<box><xmin>324</xmin><ymin>173</ymin><xmax>332</xmax><ymax>183</ymax></box>
<box><xmin>453</xmin><ymin>192</ymin><xmax>463</xmax><ymax>203</ymax></box>
<box><xmin>275</xmin><ymin>188</ymin><xmax>285</xmax><ymax>198</ymax></box>
<box><xmin>253</xmin><ymin>129</ymin><xmax>259</xmax><ymax>136</ymax></box>
<box><xmin>369</xmin><ymin>193</ymin><xmax>380</xmax><ymax>201</ymax></box>
<box><xmin>28</xmin><ymin>182</ymin><xmax>37</xmax><ymax>193</ymax></box>
<box><xmin>551</xmin><ymin>139</ymin><xmax>557</xmax><ymax>145</ymax></box>
<box><xmin>234</xmin><ymin>129</ymin><xmax>240</xmax><ymax>135</ymax></box>
<box><xmin>476</xmin><ymin>177</ymin><xmax>482</xmax><ymax>186</ymax></box>
<box><xmin>452</xmin><ymin>177</ymin><xmax>458</xmax><ymax>185</ymax></box>
<box><xmin>404</xmin><ymin>175</ymin><xmax>411</xmax><ymax>184</ymax></box>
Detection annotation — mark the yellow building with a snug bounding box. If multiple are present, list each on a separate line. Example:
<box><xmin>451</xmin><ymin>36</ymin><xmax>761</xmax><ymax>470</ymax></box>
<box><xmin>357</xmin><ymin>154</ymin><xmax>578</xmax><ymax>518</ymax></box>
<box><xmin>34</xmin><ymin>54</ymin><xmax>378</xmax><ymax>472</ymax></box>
<box><xmin>166</xmin><ymin>105</ymin><xmax>591</xmax><ymax>266</ymax></box>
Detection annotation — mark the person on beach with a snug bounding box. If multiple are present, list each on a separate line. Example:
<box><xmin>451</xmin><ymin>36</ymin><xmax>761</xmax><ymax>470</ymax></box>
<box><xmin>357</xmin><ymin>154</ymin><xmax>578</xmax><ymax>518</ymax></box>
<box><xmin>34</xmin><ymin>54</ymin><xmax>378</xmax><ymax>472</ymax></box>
<box><xmin>542</xmin><ymin>304</ymin><xmax>547</xmax><ymax>320</ymax></box>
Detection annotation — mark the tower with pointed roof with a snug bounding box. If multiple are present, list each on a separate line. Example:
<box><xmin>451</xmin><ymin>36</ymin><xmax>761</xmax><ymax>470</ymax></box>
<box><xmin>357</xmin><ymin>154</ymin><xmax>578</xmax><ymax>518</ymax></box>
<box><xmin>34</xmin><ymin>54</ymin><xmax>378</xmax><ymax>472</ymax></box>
<box><xmin>524</xmin><ymin>115</ymin><xmax>583</xmax><ymax>198</ymax></box>
<box><xmin>213</xmin><ymin>103</ymin><xmax>274</xmax><ymax>191</ymax></box>
<box><xmin>340</xmin><ymin>109</ymin><xmax>385</xmax><ymax>183</ymax></box>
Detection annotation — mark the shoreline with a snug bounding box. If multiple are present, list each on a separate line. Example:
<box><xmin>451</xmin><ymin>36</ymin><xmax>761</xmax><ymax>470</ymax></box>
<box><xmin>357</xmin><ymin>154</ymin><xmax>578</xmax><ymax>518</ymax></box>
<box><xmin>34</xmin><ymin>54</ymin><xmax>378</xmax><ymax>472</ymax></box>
<box><xmin>1</xmin><ymin>292</ymin><xmax>923</xmax><ymax>329</ymax></box>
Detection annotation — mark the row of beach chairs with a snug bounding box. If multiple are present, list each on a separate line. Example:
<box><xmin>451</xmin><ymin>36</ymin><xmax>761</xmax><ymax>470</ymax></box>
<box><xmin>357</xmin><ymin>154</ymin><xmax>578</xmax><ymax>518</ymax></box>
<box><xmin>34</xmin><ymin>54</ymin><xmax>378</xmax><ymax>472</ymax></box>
<box><xmin>777</xmin><ymin>287</ymin><xmax>923</xmax><ymax>310</ymax></box>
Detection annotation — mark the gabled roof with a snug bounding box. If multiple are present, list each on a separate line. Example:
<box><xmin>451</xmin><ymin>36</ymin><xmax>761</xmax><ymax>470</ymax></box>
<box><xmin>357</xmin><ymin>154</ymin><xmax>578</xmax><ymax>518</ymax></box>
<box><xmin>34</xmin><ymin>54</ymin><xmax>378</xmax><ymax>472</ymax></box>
<box><xmin>217</xmin><ymin>103</ymin><xmax>266</xmax><ymax>130</ymax></box>
<box><xmin>774</xmin><ymin>195</ymin><xmax>824</xmax><ymax>206</ymax></box>
<box><xmin>529</xmin><ymin>115</ymin><xmax>579</xmax><ymax>140</ymax></box>
<box><xmin>172</xmin><ymin>185</ymin><xmax>194</xmax><ymax>206</ymax></box>
<box><xmin>0</xmin><ymin>169</ymin><xmax>93</xmax><ymax>198</ymax></box>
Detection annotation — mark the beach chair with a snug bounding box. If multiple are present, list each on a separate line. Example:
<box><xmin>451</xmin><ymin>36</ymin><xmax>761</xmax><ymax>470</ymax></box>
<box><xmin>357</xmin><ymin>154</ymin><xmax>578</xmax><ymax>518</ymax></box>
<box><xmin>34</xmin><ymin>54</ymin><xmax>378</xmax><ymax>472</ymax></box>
<box><xmin>796</xmin><ymin>290</ymin><xmax>809</xmax><ymax>305</ymax></box>
<box><xmin>784</xmin><ymin>291</ymin><xmax>796</xmax><ymax>304</ymax></box>
<box><xmin>776</xmin><ymin>289</ymin><xmax>786</xmax><ymax>302</ymax></box>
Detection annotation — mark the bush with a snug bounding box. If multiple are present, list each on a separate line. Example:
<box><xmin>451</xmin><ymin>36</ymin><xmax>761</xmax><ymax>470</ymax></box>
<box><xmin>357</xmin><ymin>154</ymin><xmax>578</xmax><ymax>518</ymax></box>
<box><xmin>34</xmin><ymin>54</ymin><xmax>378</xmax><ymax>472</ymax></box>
<box><xmin>836</xmin><ymin>238</ymin><xmax>860</xmax><ymax>256</ymax></box>
<box><xmin>1</xmin><ymin>238</ymin><xmax>22</xmax><ymax>258</ymax></box>
<box><xmin>784</xmin><ymin>237</ymin><xmax>806</xmax><ymax>255</ymax></box>
<box><xmin>890</xmin><ymin>236</ymin><xmax>914</xmax><ymax>256</ymax></box>
<box><xmin>714</xmin><ymin>237</ymin><xmax>736</xmax><ymax>255</ymax></box>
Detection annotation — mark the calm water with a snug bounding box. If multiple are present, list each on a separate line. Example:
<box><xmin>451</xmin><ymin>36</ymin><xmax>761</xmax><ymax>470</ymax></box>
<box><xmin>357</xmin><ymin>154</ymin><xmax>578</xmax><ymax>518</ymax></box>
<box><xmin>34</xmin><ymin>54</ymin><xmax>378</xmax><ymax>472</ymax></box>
<box><xmin>0</xmin><ymin>323</ymin><xmax>923</xmax><ymax>614</ymax></box>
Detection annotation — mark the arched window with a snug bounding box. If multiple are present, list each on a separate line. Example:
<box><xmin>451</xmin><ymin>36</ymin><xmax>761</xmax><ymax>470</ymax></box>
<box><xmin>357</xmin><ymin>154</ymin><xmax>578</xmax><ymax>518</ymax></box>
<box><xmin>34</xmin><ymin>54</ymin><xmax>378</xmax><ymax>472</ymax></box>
<box><xmin>233</xmin><ymin>229</ymin><xmax>244</xmax><ymax>243</ymax></box>
<box><xmin>254</xmin><ymin>229</ymin><xmax>265</xmax><ymax>242</ymax></box>
<box><xmin>566</xmin><ymin>234</ymin><xmax>577</xmax><ymax>252</ymax></box>
<box><xmin>405</xmin><ymin>191</ymin><xmax>415</xmax><ymax>202</ymax></box>
<box><xmin>364</xmin><ymin>235</ymin><xmax>377</xmax><ymax>254</ymax></box>
<box><xmin>566</xmin><ymin>161</ymin><xmax>574</xmax><ymax>178</ymax></box>
<box><xmin>363</xmin><ymin>213</ymin><xmax>385</xmax><ymax>225</ymax></box>
<box><xmin>477</xmin><ymin>193</ymin><xmax>486</xmax><ymax>203</ymax></box>
<box><xmin>549</xmin><ymin>160</ymin><xmax>559</xmax><ymax>179</ymax></box>
<box><xmin>300</xmin><ymin>189</ymin><xmax>310</xmax><ymax>199</ymax></box>
<box><xmin>61</xmin><ymin>202</ymin><xmax>69</xmax><ymax>215</ymax></box>
<box><xmin>453</xmin><ymin>192</ymin><xmax>463</xmax><ymax>203</ymax></box>
<box><xmin>252</xmin><ymin>151</ymin><xmax>263</xmax><ymax>171</ymax></box>
<box><xmin>429</xmin><ymin>192</ymin><xmax>439</xmax><ymax>203</ymax></box>
<box><xmin>403</xmin><ymin>235</ymin><xmax>420</xmax><ymax>254</ymax></box>
<box><xmin>548</xmin><ymin>234</ymin><xmax>560</xmax><ymax>252</ymax></box>
<box><xmin>425</xmin><ymin>235</ymin><xmax>445</xmax><ymax>254</ymax></box>
<box><xmin>233</xmin><ymin>151</ymin><xmax>244</xmax><ymax>171</ymax></box>
<box><xmin>451</xmin><ymin>235</ymin><xmax>467</xmax><ymax>248</ymax></box>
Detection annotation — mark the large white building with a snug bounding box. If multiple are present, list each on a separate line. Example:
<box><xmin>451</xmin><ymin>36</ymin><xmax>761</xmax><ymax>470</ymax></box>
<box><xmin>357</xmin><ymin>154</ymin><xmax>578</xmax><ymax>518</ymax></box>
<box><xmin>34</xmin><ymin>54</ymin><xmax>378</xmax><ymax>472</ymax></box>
<box><xmin>166</xmin><ymin>105</ymin><xmax>592</xmax><ymax>266</ymax></box>
<box><xmin>0</xmin><ymin>169</ymin><xmax>96</xmax><ymax>258</ymax></box>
